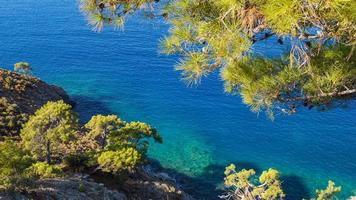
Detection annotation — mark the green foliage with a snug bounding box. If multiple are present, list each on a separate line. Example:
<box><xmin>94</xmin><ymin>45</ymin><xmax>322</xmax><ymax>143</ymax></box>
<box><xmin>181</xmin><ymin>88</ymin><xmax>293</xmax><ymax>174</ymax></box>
<box><xmin>111</xmin><ymin>121</ymin><xmax>163</xmax><ymax>154</ymax></box>
<box><xmin>26</xmin><ymin>162</ymin><xmax>62</xmax><ymax>178</ymax></box>
<box><xmin>14</xmin><ymin>62</ymin><xmax>31</xmax><ymax>74</ymax></box>
<box><xmin>160</xmin><ymin>0</ymin><xmax>356</xmax><ymax>116</ymax></box>
<box><xmin>20</xmin><ymin>101</ymin><xmax>79</xmax><ymax>163</ymax></box>
<box><xmin>84</xmin><ymin>115</ymin><xmax>162</xmax><ymax>173</ymax></box>
<box><xmin>0</xmin><ymin>97</ymin><xmax>28</xmax><ymax>137</ymax></box>
<box><xmin>82</xmin><ymin>0</ymin><xmax>356</xmax><ymax>116</ymax></box>
<box><xmin>80</xmin><ymin>0</ymin><xmax>157</xmax><ymax>31</ymax></box>
<box><xmin>79</xmin><ymin>182</ymin><xmax>86</xmax><ymax>193</ymax></box>
<box><xmin>97</xmin><ymin>148</ymin><xmax>141</xmax><ymax>173</ymax></box>
<box><xmin>222</xmin><ymin>164</ymin><xmax>284</xmax><ymax>200</ymax></box>
<box><xmin>0</xmin><ymin>140</ymin><xmax>33</xmax><ymax>189</ymax></box>
<box><xmin>84</xmin><ymin>114</ymin><xmax>124</xmax><ymax>149</ymax></box>
<box><xmin>222</xmin><ymin>164</ymin><xmax>343</xmax><ymax>200</ymax></box>
<box><xmin>310</xmin><ymin>181</ymin><xmax>341</xmax><ymax>200</ymax></box>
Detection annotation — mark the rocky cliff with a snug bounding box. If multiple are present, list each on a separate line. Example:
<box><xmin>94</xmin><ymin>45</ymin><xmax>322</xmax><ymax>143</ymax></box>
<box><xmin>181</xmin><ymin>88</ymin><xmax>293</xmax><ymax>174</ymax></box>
<box><xmin>0</xmin><ymin>69</ymin><xmax>71</xmax><ymax>136</ymax></box>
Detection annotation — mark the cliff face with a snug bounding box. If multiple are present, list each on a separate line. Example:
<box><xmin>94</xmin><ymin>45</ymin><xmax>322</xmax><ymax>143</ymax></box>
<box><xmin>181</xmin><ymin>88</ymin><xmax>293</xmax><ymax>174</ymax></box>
<box><xmin>0</xmin><ymin>69</ymin><xmax>71</xmax><ymax>136</ymax></box>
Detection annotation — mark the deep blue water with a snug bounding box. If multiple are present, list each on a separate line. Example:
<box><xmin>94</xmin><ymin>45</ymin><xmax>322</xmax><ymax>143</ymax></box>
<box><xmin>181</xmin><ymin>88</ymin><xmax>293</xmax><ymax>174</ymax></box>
<box><xmin>0</xmin><ymin>1</ymin><xmax>355</xmax><ymax>199</ymax></box>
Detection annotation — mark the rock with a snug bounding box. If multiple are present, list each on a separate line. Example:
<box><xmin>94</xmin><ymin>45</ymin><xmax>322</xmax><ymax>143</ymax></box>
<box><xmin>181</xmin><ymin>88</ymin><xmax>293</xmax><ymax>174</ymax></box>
<box><xmin>0</xmin><ymin>176</ymin><xmax>127</xmax><ymax>200</ymax></box>
<box><xmin>122</xmin><ymin>168</ymin><xmax>195</xmax><ymax>200</ymax></box>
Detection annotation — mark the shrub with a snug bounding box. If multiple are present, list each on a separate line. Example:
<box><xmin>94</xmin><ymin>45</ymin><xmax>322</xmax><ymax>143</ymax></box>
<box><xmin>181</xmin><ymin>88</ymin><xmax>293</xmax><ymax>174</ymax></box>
<box><xmin>26</xmin><ymin>162</ymin><xmax>62</xmax><ymax>178</ymax></box>
<box><xmin>84</xmin><ymin>115</ymin><xmax>162</xmax><ymax>174</ymax></box>
<box><xmin>14</xmin><ymin>62</ymin><xmax>31</xmax><ymax>74</ymax></box>
<box><xmin>311</xmin><ymin>181</ymin><xmax>341</xmax><ymax>200</ymax></box>
<box><xmin>0</xmin><ymin>140</ymin><xmax>34</xmax><ymax>189</ymax></box>
<box><xmin>97</xmin><ymin>148</ymin><xmax>141</xmax><ymax>173</ymax></box>
<box><xmin>0</xmin><ymin>98</ymin><xmax>28</xmax><ymax>137</ymax></box>
<box><xmin>78</xmin><ymin>182</ymin><xmax>86</xmax><ymax>193</ymax></box>
<box><xmin>221</xmin><ymin>164</ymin><xmax>284</xmax><ymax>200</ymax></box>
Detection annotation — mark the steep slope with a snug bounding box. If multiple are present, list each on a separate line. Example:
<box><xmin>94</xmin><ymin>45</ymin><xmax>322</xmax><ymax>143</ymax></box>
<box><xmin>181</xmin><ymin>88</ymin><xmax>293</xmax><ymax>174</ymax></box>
<box><xmin>0</xmin><ymin>68</ymin><xmax>71</xmax><ymax>136</ymax></box>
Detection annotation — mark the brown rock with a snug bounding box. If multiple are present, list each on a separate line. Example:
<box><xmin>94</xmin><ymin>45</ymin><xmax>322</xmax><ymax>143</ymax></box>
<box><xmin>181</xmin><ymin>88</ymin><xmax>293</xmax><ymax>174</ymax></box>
<box><xmin>0</xmin><ymin>68</ymin><xmax>72</xmax><ymax>137</ymax></box>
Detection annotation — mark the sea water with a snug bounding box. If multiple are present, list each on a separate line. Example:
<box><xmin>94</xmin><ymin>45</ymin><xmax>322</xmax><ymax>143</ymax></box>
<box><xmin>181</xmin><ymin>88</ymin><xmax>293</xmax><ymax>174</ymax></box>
<box><xmin>0</xmin><ymin>0</ymin><xmax>355</xmax><ymax>199</ymax></box>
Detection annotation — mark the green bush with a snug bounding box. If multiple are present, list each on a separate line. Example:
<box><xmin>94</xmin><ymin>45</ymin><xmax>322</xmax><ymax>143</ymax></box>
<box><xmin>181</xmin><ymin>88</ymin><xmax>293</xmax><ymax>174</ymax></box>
<box><xmin>0</xmin><ymin>140</ymin><xmax>34</xmax><ymax>189</ymax></box>
<box><xmin>84</xmin><ymin>115</ymin><xmax>162</xmax><ymax>174</ymax></box>
<box><xmin>97</xmin><ymin>148</ymin><xmax>141</xmax><ymax>173</ymax></box>
<box><xmin>26</xmin><ymin>162</ymin><xmax>62</xmax><ymax>178</ymax></box>
<box><xmin>78</xmin><ymin>182</ymin><xmax>86</xmax><ymax>193</ymax></box>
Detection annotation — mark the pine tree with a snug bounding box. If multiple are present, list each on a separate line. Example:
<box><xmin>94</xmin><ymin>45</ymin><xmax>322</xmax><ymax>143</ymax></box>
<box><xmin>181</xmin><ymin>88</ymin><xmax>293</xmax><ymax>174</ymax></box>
<box><xmin>84</xmin><ymin>115</ymin><xmax>162</xmax><ymax>173</ymax></box>
<box><xmin>221</xmin><ymin>164</ymin><xmax>285</xmax><ymax>200</ymax></box>
<box><xmin>20</xmin><ymin>101</ymin><xmax>79</xmax><ymax>164</ymax></box>
<box><xmin>81</xmin><ymin>0</ymin><xmax>356</xmax><ymax>117</ymax></box>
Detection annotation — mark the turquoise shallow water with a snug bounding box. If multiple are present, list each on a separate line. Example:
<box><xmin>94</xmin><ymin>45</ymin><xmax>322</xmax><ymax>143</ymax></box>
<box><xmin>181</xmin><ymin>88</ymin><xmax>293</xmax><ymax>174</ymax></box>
<box><xmin>0</xmin><ymin>1</ymin><xmax>355</xmax><ymax>199</ymax></box>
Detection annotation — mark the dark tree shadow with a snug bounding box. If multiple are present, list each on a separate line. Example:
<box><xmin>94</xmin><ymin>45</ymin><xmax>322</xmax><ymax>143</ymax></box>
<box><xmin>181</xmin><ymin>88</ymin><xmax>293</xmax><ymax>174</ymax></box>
<box><xmin>148</xmin><ymin>160</ymin><xmax>263</xmax><ymax>200</ymax></box>
<box><xmin>70</xmin><ymin>95</ymin><xmax>115</xmax><ymax>123</ymax></box>
<box><xmin>282</xmin><ymin>175</ymin><xmax>311</xmax><ymax>200</ymax></box>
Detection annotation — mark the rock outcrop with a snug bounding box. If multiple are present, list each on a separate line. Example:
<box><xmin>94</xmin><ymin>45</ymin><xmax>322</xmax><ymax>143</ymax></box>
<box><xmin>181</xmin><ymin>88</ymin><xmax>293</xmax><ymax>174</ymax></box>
<box><xmin>0</xmin><ymin>170</ymin><xmax>195</xmax><ymax>200</ymax></box>
<box><xmin>0</xmin><ymin>69</ymin><xmax>71</xmax><ymax>136</ymax></box>
<box><xmin>0</xmin><ymin>175</ymin><xmax>127</xmax><ymax>200</ymax></box>
<box><xmin>122</xmin><ymin>167</ymin><xmax>195</xmax><ymax>200</ymax></box>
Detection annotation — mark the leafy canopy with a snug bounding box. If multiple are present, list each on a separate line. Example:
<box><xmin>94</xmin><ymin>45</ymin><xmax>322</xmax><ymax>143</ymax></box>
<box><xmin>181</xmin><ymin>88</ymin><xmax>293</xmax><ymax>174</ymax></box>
<box><xmin>310</xmin><ymin>181</ymin><xmax>341</xmax><ymax>200</ymax></box>
<box><xmin>84</xmin><ymin>114</ymin><xmax>124</xmax><ymax>149</ymax></box>
<box><xmin>221</xmin><ymin>164</ymin><xmax>285</xmax><ymax>200</ymax></box>
<box><xmin>97</xmin><ymin>148</ymin><xmax>141</xmax><ymax>173</ymax></box>
<box><xmin>0</xmin><ymin>140</ymin><xmax>33</xmax><ymax>189</ymax></box>
<box><xmin>1</xmin><ymin>101</ymin><xmax>163</xmax><ymax>189</ymax></box>
<box><xmin>84</xmin><ymin>114</ymin><xmax>162</xmax><ymax>173</ymax></box>
<box><xmin>81</xmin><ymin>0</ymin><xmax>356</xmax><ymax>117</ymax></box>
<box><xmin>80</xmin><ymin>0</ymin><xmax>158</xmax><ymax>31</ymax></box>
<box><xmin>20</xmin><ymin>100</ymin><xmax>79</xmax><ymax>163</ymax></box>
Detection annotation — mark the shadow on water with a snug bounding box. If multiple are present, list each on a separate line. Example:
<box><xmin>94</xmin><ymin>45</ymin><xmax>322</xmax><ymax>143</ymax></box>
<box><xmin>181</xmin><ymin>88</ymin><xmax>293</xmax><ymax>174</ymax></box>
<box><xmin>282</xmin><ymin>175</ymin><xmax>311</xmax><ymax>200</ymax></box>
<box><xmin>149</xmin><ymin>160</ymin><xmax>310</xmax><ymax>200</ymax></box>
<box><xmin>70</xmin><ymin>95</ymin><xmax>115</xmax><ymax>123</ymax></box>
<box><xmin>149</xmin><ymin>160</ymin><xmax>261</xmax><ymax>200</ymax></box>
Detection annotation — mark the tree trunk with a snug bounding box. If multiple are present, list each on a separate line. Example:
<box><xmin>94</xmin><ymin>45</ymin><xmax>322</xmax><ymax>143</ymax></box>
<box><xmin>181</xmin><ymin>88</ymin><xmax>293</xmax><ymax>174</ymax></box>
<box><xmin>100</xmin><ymin>130</ymin><xmax>107</xmax><ymax>149</ymax></box>
<box><xmin>46</xmin><ymin>140</ymin><xmax>51</xmax><ymax>164</ymax></box>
